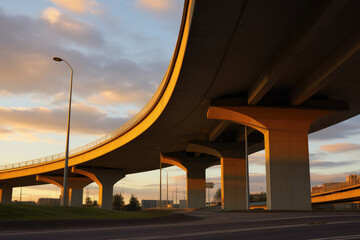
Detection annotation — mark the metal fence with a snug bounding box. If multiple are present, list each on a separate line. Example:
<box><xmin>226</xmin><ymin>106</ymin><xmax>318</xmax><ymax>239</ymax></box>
<box><xmin>311</xmin><ymin>178</ymin><xmax>360</xmax><ymax>195</ymax></box>
<box><xmin>0</xmin><ymin>72</ymin><xmax>169</xmax><ymax>172</ymax></box>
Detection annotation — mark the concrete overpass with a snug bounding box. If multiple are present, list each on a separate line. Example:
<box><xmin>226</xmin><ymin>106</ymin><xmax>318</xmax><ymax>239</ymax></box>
<box><xmin>312</xmin><ymin>179</ymin><xmax>360</xmax><ymax>205</ymax></box>
<box><xmin>1</xmin><ymin>0</ymin><xmax>360</xmax><ymax>211</ymax></box>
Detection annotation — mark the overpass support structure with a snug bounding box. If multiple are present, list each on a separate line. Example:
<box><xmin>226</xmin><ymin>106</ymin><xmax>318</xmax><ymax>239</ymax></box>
<box><xmin>36</xmin><ymin>175</ymin><xmax>92</xmax><ymax>206</ymax></box>
<box><xmin>187</xmin><ymin>142</ymin><xmax>247</xmax><ymax>211</ymax></box>
<box><xmin>207</xmin><ymin>106</ymin><xmax>331</xmax><ymax>210</ymax></box>
<box><xmin>72</xmin><ymin>167</ymin><xmax>125</xmax><ymax>210</ymax></box>
<box><xmin>161</xmin><ymin>153</ymin><xmax>217</xmax><ymax>208</ymax></box>
<box><xmin>0</xmin><ymin>184</ymin><xmax>12</xmax><ymax>204</ymax></box>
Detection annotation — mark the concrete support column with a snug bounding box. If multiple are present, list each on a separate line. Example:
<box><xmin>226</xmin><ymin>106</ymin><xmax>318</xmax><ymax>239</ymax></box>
<box><xmin>36</xmin><ymin>175</ymin><xmax>92</xmax><ymax>206</ymax></box>
<box><xmin>69</xmin><ymin>188</ymin><xmax>84</xmax><ymax>207</ymax></box>
<box><xmin>161</xmin><ymin>153</ymin><xmax>218</xmax><ymax>208</ymax></box>
<box><xmin>0</xmin><ymin>184</ymin><xmax>13</xmax><ymax>204</ymax></box>
<box><xmin>265</xmin><ymin>126</ymin><xmax>311</xmax><ymax>210</ymax></box>
<box><xmin>221</xmin><ymin>157</ymin><xmax>247</xmax><ymax>211</ymax></box>
<box><xmin>207</xmin><ymin>106</ymin><xmax>332</xmax><ymax>210</ymax></box>
<box><xmin>187</xmin><ymin>142</ymin><xmax>247</xmax><ymax>211</ymax></box>
<box><xmin>187</xmin><ymin>165</ymin><xmax>206</xmax><ymax>208</ymax></box>
<box><xmin>72</xmin><ymin>167</ymin><xmax>125</xmax><ymax>210</ymax></box>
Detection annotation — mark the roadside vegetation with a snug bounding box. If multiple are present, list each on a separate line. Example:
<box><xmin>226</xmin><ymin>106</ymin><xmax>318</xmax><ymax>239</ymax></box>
<box><xmin>0</xmin><ymin>203</ymin><xmax>164</xmax><ymax>221</ymax></box>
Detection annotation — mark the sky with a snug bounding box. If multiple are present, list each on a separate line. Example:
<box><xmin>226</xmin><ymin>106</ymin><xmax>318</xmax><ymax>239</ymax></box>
<box><xmin>0</xmin><ymin>0</ymin><xmax>359</xmax><ymax>205</ymax></box>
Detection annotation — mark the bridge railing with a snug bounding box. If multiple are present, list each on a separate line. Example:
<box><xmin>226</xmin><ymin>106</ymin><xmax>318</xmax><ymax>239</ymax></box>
<box><xmin>0</xmin><ymin>68</ymin><xmax>170</xmax><ymax>172</ymax></box>
<box><xmin>311</xmin><ymin>178</ymin><xmax>360</xmax><ymax>195</ymax></box>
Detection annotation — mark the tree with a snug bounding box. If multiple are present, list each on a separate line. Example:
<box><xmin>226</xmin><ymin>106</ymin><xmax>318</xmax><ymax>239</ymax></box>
<box><xmin>213</xmin><ymin>188</ymin><xmax>221</xmax><ymax>203</ymax></box>
<box><xmin>85</xmin><ymin>196</ymin><xmax>93</xmax><ymax>207</ymax></box>
<box><xmin>113</xmin><ymin>193</ymin><xmax>125</xmax><ymax>210</ymax></box>
<box><xmin>124</xmin><ymin>194</ymin><xmax>141</xmax><ymax>211</ymax></box>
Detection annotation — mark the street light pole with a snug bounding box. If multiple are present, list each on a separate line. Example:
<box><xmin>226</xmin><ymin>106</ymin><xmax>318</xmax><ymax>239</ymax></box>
<box><xmin>166</xmin><ymin>170</ymin><xmax>169</xmax><ymax>207</ymax></box>
<box><xmin>53</xmin><ymin>57</ymin><xmax>73</xmax><ymax>207</ymax></box>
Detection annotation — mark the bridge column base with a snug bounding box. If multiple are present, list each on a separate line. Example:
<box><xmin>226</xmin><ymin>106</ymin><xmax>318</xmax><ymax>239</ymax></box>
<box><xmin>0</xmin><ymin>184</ymin><xmax>12</xmax><ymax>204</ymax></box>
<box><xmin>72</xmin><ymin>167</ymin><xmax>125</xmax><ymax>210</ymax></box>
<box><xmin>187</xmin><ymin>142</ymin><xmax>248</xmax><ymax>211</ymax></box>
<box><xmin>69</xmin><ymin>188</ymin><xmax>84</xmax><ymax>207</ymax></box>
<box><xmin>221</xmin><ymin>157</ymin><xmax>247</xmax><ymax>211</ymax></box>
<box><xmin>161</xmin><ymin>154</ymin><xmax>217</xmax><ymax>208</ymax></box>
<box><xmin>187</xmin><ymin>165</ymin><xmax>206</xmax><ymax>208</ymax></box>
<box><xmin>36</xmin><ymin>175</ymin><xmax>92</xmax><ymax>206</ymax></box>
<box><xmin>208</xmin><ymin>106</ymin><xmax>332</xmax><ymax>210</ymax></box>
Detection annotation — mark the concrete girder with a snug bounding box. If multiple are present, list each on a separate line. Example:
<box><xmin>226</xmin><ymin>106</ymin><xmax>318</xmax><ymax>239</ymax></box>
<box><xmin>207</xmin><ymin>106</ymin><xmax>332</xmax><ymax>210</ymax></box>
<box><xmin>161</xmin><ymin>153</ymin><xmax>217</xmax><ymax>208</ymax></box>
<box><xmin>72</xmin><ymin>167</ymin><xmax>125</xmax><ymax>210</ymax></box>
<box><xmin>186</xmin><ymin>142</ymin><xmax>247</xmax><ymax>211</ymax></box>
<box><xmin>36</xmin><ymin>175</ymin><xmax>92</xmax><ymax>206</ymax></box>
<box><xmin>248</xmin><ymin>0</ymin><xmax>348</xmax><ymax>105</ymax></box>
<box><xmin>291</xmin><ymin>30</ymin><xmax>360</xmax><ymax>105</ymax></box>
<box><xmin>208</xmin><ymin>120</ymin><xmax>231</xmax><ymax>141</ymax></box>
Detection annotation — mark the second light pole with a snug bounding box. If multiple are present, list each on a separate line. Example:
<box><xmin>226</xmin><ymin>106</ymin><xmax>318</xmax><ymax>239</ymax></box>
<box><xmin>53</xmin><ymin>57</ymin><xmax>73</xmax><ymax>207</ymax></box>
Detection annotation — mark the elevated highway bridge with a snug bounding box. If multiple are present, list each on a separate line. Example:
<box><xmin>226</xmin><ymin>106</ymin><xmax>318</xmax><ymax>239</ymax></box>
<box><xmin>312</xmin><ymin>179</ymin><xmax>360</xmax><ymax>206</ymax></box>
<box><xmin>1</xmin><ymin>0</ymin><xmax>360</xmax><ymax>210</ymax></box>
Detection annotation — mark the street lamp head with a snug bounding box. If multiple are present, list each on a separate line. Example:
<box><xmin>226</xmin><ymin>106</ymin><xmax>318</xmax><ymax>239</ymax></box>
<box><xmin>53</xmin><ymin>57</ymin><xmax>63</xmax><ymax>62</ymax></box>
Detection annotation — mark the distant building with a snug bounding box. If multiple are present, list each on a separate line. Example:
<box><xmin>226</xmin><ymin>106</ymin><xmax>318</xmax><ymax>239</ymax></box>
<box><xmin>141</xmin><ymin>200</ymin><xmax>173</xmax><ymax>209</ymax></box>
<box><xmin>12</xmin><ymin>200</ymin><xmax>36</xmax><ymax>205</ymax></box>
<box><xmin>179</xmin><ymin>199</ymin><xmax>186</xmax><ymax>208</ymax></box>
<box><xmin>346</xmin><ymin>174</ymin><xmax>359</xmax><ymax>184</ymax></box>
<box><xmin>37</xmin><ymin>198</ymin><xmax>60</xmax><ymax>206</ymax></box>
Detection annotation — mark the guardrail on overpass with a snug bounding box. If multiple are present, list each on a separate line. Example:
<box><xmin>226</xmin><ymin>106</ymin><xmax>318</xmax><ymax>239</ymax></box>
<box><xmin>312</xmin><ymin>178</ymin><xmax>360</xmax><ymax>195</ymax></box>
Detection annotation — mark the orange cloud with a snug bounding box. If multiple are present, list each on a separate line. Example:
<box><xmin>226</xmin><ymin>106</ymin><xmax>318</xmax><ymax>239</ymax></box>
<box><xmin>50</xmin><ymin>0</ymin><xmax>103</xmax><ymax>15</ymax></box>
<box><xmin>87</xmin><ymin>90</ymin><xmax>152</xmax><ymax>105</ymax></box>
<box><xmin>42</xmin><ymin>7</ymin><xmax>61</xmax><ymax>23</ymax></box>
<box><xmin>42</xmin><ymin>7</ymin><xmax>92</xmax><ymax>32</ymax></box>
<box><xmin>136</xmin><ymin>0</ymin><xmax>172</xmax><ymax>12</ymax></box>
<box><xmin>320</xmin><ymin>143</ymin><xmax>360</xmax><ymax>153</ymax></box>
<box><xmin>0</xmin><ymin>103</ymin><xmax>131</xmax><ymax>136</ymax></box>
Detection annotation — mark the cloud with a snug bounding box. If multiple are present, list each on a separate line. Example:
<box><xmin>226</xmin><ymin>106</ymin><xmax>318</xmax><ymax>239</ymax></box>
<box><xmin>310</xmin><ymin>173</ymin><xmax>350</xmax><ymax>186</ymax></box>
<box><xmin>42</xmin><ymin>7</ymin><xmax>61</xmax><ymax>24</ymax></box>
<box><xmin>50</xmin><ymin>0</ymin><xmax>104</xmax><ymax>15</ymax></box>
<box><xmin>249</xmin><ymin>152</ymin><xmax>265</xmax><ymax>166</ymax></box>
<box><xmin>41</xmin><ymin>7</ymin><xmax>105</xmax><ymax>45</ymax></box>
<box><xmin>135</xmin><ymin>0</ymin><xmax>184</xmax><ymax>20</ymax></box>
<box><xmin>136</xmin><ymin>0</ymin><xmax>172</xmax><ymax>12</ymax></box>
<box><xmin>309</xmin><ymin>152</ymin><xmax>328</xmax><ymax>161</ymax></box>
<box><xmin>310</xmin><ymin>160</ymin><xmax>353</xmax><ymax>168</ymax></box>
<box><xmin>0</xmin><ymin>103</ymin><xmax>131</xmax><ymax>136</ymax></box>
<box><xmin>321</xmin><ymin>143</ymin><xmax>360</xmax><ymax>153</ymax></box>
<box><xmin>0</xmin><ymin>8</ymin><xmax>168</xmax><ymax>107</ymax></box>
<box><xmin>309</xmin><ymin>115</ymin><xmax>360</xmax><ymax>141</ymax></box>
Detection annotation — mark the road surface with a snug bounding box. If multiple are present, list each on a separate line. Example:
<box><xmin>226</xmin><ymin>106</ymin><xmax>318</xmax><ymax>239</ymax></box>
<box><xmin>1</xmin><ymin>209</ymin><xmax>360</xmax><ymax>240</ymax></box>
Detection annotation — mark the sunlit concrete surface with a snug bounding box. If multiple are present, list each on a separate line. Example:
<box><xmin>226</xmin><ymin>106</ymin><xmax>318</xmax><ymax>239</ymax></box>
<box><xmin>312</xmin><ymin>184</ymin><xmax>360</xmax><ymax>205</ymax></box>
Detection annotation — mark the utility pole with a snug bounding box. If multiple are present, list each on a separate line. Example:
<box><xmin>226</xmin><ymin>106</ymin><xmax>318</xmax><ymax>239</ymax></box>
<box><xmin>166</xmin><ymin>170</ymin><xmax>169</xmax><ymax>207</ymax></box>
<box><xmin>159</xmin><ymin>154</ymin><xmax>162</xmax><ymax>208</ymax></box>
<box><xmin>245</xmin><ymin>126</ymin><xmax>250</xmax><ymax>210</ymax></box>
<box><xmin>20</xmin><ymin>187</ymin><xmax>22</xmax><ymax>202</ymax></box>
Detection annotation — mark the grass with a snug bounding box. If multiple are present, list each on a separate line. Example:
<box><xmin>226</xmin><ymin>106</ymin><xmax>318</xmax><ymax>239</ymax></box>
<box><xmin>0</xmin><ymin>204</ymin><xmax>166</xmax><ymax>221</ymax></box>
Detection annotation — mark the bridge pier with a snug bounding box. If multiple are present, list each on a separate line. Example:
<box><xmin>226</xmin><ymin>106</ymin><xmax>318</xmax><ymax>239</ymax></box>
<box><xmin>36</xmin><ymin>175</ymin><xmax>92</xmax><ymax>206</ymax></box>
<box><xmin>187</xmin><ymin>142</ymin><xmax>248</xmax><ymax>211</ymax></box>
<box><xmin>161</xmin><ymin>153</ymin><xmax>217</xmax><ymax>208</ymax></box>
<box><xmin>0</xmin><ymin>184</ymin><xmax>12</xmax><ymax>204</ymax></box>
<box><xmin>207</xmin><ymin>106</ymin><xmax>331</xmax><ymax>210</ymax></box>
<box><xmin>72</xmin><ymin>167</ymin><xmax>125</xmax><ymax>210</ymax></box>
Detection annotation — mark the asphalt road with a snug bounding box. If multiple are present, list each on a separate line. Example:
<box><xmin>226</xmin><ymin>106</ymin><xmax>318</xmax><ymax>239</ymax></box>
<box><xmin>1</xmin><ymin>209</ymin><xmax>360</xmax><ymax>240</ymax></box>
